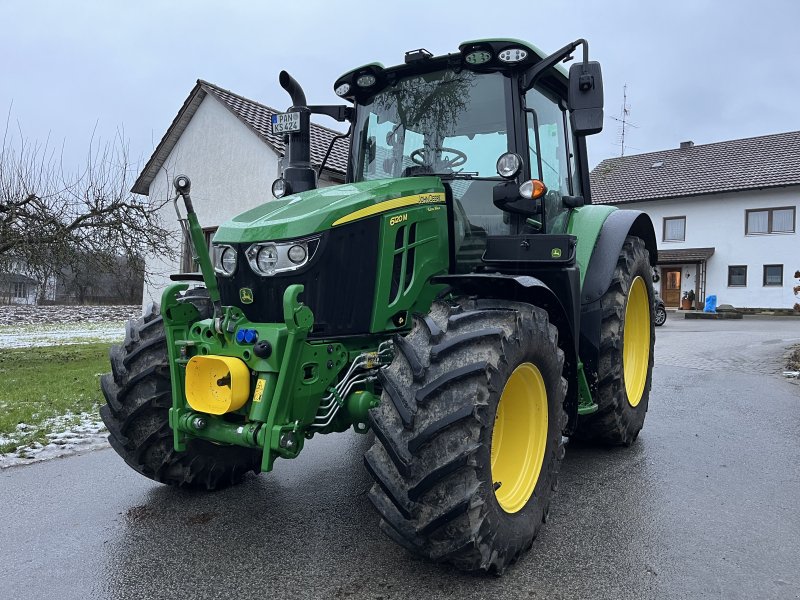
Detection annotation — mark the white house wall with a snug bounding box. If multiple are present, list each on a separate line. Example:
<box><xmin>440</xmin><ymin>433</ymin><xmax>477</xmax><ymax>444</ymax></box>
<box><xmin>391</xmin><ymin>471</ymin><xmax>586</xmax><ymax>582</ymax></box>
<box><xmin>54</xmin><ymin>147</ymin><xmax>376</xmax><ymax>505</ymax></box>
<box><xmin>622</xmin><ymin>187</ymin><xmax>798</xmax><ymax>309</ymax></box>
<box><xmin>145</xmin><ymin>94</ymin><xmax>321</xmax><ymax>305</ymax></box>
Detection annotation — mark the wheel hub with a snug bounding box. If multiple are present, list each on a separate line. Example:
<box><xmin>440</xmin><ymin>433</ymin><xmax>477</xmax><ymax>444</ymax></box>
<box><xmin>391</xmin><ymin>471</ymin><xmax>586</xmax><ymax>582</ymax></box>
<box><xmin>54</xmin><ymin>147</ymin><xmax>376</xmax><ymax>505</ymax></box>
<box><xmin>623</xmin><ymin>276</ymin><xmax>651</xmax><ymax>407</ymax></box>
<box><xmin>490</xmin><ymin>362</ymin><xmax>548</xmax><ymax>514</ymax></box>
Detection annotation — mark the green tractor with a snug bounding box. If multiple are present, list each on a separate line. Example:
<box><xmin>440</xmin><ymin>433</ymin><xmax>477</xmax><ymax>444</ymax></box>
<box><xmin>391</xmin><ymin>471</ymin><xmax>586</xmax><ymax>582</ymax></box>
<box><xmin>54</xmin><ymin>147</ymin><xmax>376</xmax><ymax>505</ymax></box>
<box><xmin>101</xmin><ymin>38</ymin><xmax>656</xmax><ymax>573</ymax></box>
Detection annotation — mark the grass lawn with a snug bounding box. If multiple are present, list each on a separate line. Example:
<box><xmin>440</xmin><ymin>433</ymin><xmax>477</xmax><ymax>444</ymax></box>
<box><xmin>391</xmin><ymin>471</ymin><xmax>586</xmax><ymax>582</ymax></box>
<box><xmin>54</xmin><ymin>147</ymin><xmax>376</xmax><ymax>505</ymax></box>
<box><xmin>0</xmin><ymin>343</ymin><xmax>111</xmax><ymax>453</ymax></box>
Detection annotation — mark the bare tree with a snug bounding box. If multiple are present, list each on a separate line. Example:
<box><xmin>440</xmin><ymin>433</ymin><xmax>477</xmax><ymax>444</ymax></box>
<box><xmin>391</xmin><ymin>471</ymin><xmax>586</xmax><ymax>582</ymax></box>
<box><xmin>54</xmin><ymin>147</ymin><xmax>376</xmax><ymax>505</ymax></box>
<box><xmin>0</xmin><ymin>110</ymin><xmax>176</xmax><ymax>286</ymax></box>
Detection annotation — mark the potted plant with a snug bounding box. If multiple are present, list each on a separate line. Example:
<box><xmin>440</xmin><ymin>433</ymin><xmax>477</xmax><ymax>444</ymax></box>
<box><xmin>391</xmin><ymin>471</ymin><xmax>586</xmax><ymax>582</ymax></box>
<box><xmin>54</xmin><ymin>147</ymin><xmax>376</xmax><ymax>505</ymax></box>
<box><xmin>681</xmin><ymin>291</ymin><xmax>691</xmax><ymax>310</ymax></box>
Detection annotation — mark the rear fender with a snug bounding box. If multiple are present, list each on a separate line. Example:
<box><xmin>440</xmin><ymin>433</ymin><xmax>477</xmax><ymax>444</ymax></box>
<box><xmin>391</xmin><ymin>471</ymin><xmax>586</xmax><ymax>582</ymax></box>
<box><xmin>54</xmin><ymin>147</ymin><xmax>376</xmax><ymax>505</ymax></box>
<box><xmin>578</xmin><ymin>209</ymin><xmax>656</xmax><ymax>393</ymax></box>
<box><xmin>581</xmin><ymin>209</ymin><xmax>657</xmax><ymax>305</ymax></box>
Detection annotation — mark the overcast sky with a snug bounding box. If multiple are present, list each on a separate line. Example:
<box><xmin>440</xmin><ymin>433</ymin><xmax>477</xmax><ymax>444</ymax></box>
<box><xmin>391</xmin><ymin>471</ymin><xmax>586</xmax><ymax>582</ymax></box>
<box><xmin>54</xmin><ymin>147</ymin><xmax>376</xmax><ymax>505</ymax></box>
<box><xmin>2</xmin><ymin>0</ymin><xmax>799</xmax><ymax>178</ymax></box>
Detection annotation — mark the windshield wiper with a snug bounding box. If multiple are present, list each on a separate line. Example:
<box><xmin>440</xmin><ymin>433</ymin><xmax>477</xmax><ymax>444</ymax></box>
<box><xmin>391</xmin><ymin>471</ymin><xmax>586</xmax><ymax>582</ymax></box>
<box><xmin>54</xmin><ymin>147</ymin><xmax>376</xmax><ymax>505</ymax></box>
<box><xmin>408</xmin><ymin>172</ymin><xmax>504</xmax><ymax>181</ymax></box>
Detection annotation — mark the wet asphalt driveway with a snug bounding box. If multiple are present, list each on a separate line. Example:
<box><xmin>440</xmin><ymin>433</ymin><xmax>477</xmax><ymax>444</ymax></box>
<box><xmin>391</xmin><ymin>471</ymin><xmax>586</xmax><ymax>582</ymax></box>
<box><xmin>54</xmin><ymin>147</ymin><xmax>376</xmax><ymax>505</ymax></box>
<box><xmin>2</xmin><ymin>316</ymin><xmax>800</xmax><ymax>599</ymax></box>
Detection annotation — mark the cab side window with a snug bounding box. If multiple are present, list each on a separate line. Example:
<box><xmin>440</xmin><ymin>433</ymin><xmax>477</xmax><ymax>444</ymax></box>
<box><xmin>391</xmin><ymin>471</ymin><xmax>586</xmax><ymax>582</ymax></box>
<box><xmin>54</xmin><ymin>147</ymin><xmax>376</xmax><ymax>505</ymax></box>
<box><xmin>525</xmin><ymin>86</ymin><xmax>577</xmax><ymax>233</ymax></box>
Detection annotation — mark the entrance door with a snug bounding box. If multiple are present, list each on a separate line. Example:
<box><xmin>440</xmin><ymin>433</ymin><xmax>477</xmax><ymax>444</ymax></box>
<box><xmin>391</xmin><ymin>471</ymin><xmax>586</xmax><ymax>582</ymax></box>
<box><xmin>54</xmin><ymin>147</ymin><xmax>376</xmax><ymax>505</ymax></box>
<box><xmin>662</xmin><ymin>268</ymin><xmax>682</xmax><ymax>307</ymax></box>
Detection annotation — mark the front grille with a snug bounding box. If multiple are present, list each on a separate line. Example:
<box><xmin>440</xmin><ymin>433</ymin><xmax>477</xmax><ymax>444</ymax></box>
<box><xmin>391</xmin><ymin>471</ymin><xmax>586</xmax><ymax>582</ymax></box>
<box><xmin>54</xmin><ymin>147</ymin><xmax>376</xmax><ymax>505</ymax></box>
<box><xmin>217</xmin><ymin>219</ymin><xmax>380</xmax><ymax>338</ymax></box>
<box><xmin>389</xmin><ymin>221</ymin><xmax>418</xmax><ymax>303</ymax></box>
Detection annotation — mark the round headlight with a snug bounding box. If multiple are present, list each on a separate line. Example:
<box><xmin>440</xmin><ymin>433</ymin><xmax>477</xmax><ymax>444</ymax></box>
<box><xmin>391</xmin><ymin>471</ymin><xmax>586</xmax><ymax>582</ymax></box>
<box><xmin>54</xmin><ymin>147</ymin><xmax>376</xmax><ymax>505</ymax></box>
<box><xmin>355</xmin><ymin>73</ymin><xmax>376</xmax><ymax>87</ymax></box>
<box><xmin>272</xmin><ymin>178</ymin><xmax>289</xmax><ymax>199</ymax></box>
<box><xmin>220</xmin><ymin>246</ymin><xmax>237</xmax><ymax>275</ymax></box>
<box><xmin>498</xmin><ymin>48</ymin><xmax>529</xmax><ymax>63</ymax></box>
<box><xmin>496</xmin><ymin>152</ymin><xmax>522</xmax><ymax>178</ymax></box>
<box><xmin>287</xmin><ymin>244</ymin><xmax>307</xmax><ymax>264</ymax></box>
<box><xmin>334</xmin><ymin>82</ymin><xmax>350</xmax><ymax>97</ymax></box>
<box><xmin>256</xmin><ymin>245</ymin><xmax>279</xmax><ymax>274</ymax></box>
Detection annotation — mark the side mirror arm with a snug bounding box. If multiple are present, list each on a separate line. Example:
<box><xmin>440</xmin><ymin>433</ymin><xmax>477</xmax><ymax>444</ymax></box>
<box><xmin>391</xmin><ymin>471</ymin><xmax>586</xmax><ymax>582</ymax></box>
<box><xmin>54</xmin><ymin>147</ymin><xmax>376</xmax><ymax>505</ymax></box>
<box><xmin>521</xmin><ymin>39</ymin><xmax>588</xmax><ymax>92</ymax></box>
<box><xmin>308</xmin><ymin>105</ymin><xmax>354</xmax><ymax>122</ymax></box>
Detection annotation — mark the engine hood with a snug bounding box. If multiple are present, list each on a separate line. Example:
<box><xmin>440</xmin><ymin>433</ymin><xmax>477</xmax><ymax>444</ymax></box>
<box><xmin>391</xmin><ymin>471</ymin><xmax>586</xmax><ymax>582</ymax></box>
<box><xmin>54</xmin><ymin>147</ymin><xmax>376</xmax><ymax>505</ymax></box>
<box><xmin>214</xmin><ymin>177</ymin><xmax>444</xmax><ymax>243</ymax></box>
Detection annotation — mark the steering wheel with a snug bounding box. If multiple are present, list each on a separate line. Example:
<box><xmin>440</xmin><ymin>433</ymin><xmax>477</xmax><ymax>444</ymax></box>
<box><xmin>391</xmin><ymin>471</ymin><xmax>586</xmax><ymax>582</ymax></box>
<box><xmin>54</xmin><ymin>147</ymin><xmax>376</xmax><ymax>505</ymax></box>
<box><xmin>409</xmin><ymin>147</ymin><xmax>468</xmax><ymax>169</ymax></box>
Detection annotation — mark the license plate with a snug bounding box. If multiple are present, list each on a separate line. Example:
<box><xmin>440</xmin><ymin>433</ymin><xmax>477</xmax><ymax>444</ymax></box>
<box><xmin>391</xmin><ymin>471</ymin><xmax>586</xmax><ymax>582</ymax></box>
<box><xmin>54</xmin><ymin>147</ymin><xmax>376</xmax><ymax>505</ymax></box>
<box><xmin>271</xmin><ymin>111</ymin><xmax>301</xmax><ymax>134</ymax></box>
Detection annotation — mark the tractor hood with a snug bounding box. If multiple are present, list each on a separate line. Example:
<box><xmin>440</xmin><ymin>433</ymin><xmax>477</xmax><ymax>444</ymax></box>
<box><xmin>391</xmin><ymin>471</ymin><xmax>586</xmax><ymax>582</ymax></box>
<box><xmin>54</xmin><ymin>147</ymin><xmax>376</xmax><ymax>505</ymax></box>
<box><xmin>214</xmin><ymin>177</ymin><xmax>444</xmax><ymax>243</ymax></box>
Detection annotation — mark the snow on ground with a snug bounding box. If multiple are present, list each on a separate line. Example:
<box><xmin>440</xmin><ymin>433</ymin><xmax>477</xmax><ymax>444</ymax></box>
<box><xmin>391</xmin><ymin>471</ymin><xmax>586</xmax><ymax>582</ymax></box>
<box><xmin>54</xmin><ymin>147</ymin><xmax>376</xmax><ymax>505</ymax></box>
<box><xmin>0</xmin><ymin>304</ymin><xmax>139</xmax><ymax>348</ymax></box>
<box><xmin>0</xmin><ymin>321</ymin><xmax>127</xmax><ymax>348</ymax></box>
<box><xmin>0</xmin><ymin>305</ymin><xmax>139</xmax><ymax>466</ymax></box>
<box><xmin>0</xmin><ymin>410</ymin><xmax>109</xmax><ymax>469</ymax></box>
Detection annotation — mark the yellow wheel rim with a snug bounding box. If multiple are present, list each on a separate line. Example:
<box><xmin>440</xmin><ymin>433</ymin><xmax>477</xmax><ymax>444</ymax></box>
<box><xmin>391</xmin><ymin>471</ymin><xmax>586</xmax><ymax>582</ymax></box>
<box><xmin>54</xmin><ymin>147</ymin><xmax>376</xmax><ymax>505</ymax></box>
<box><xmin>490</xmin><ymin>363</ymin><xmax>548</xmax><ymax>514</ymax></box>
<box><xmin>623</xmin><ymin>276</ymin><xmax>651</xmax><ymax>407</ymax></box>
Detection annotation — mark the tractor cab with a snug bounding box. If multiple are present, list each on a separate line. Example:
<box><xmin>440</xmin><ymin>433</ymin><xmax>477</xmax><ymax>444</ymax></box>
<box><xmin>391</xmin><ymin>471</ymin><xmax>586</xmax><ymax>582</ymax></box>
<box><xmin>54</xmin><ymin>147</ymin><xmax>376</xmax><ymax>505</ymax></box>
<box><xmin>299</xmin><ymin>39</ymin><xmax>604</xmax><ymax>273</ymax></box>
<box><xmin>335</xmin><ymin>40</ymin><xmax>603</xmax><ymax>260</ymax></box>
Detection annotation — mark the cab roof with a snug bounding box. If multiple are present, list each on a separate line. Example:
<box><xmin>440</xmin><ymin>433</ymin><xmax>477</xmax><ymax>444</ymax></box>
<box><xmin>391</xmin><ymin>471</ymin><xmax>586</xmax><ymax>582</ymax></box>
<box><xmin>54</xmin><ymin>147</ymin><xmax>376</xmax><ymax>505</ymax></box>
<box><xmin>334</xmin><ymin>38</ymin><xmax>568</xmax><ymax>102</ymax></box>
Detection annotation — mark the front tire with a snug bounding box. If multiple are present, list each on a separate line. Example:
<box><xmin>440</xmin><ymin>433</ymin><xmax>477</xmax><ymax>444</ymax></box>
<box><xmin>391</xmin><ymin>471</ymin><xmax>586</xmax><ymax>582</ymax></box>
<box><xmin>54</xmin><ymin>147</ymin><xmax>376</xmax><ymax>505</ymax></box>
<box><xmin>575</xmin><ymin>235</ymin><xmax>655</xmax><ymax>445</ymax></box>
<box><xmin>100</xmin><ymin>296</ymin><xmax>261</xmax><ymax>490</ymax></box>
<box><xmin>364</xmin><ymin>299</ymin><xmax>567</xmax><ymax>573</ymax></box>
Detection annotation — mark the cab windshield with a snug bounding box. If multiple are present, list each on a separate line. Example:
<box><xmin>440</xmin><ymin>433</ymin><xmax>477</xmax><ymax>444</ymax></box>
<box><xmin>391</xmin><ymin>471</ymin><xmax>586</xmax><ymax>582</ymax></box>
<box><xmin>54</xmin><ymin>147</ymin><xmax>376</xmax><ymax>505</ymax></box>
<box><xmin>351</xmin><ymin>70</ymin><xmax>513</xmax><ymax>258</ymax></box>
<box><xmin>351</xmin><ymin>70</ymin><xmax>509</xmax><ymax>181</ymax></box>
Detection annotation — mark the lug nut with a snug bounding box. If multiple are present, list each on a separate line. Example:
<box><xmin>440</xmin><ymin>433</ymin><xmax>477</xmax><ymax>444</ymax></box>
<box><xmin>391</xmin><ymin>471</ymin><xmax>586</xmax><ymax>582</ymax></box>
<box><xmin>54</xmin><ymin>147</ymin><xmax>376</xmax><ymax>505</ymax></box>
<box><xmin>192</xmin><ymin>417</ymin><xmax>207</xmax><ymax>430</ymax></box>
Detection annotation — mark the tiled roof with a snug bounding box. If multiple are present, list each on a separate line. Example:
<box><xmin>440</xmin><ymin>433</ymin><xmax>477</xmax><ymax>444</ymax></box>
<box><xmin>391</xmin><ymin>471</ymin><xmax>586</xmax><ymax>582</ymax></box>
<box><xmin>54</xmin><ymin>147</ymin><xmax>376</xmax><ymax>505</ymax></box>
<box><xmin>657</xmin><ymin>247</ymin><xmax>715</xmax><ymax>264</ymax></box>
<box><xmin>590</xmin><ymin>130</ymin><xmax>800</xmax><ymax>205</ymax></box>
<box><xmin>132</xmin><ymin>80</ymin><xmax>349</xmax><ymax>196</ymax></box>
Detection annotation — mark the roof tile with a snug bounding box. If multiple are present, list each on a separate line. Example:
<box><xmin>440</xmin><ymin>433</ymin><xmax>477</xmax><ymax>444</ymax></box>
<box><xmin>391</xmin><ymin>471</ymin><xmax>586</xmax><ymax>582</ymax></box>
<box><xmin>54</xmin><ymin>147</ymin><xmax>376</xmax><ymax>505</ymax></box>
<box><xmin>590</xmin><ymin>131</ymin><xmax>800</xmax><ymax>204</ymax></box>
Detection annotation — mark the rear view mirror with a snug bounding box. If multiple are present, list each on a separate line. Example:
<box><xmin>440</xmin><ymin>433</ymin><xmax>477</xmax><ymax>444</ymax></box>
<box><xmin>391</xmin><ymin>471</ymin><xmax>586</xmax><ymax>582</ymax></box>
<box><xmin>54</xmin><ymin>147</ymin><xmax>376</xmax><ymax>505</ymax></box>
<box><xmin>568</xmin><ymin>61</ymin><xmax>604</xmax><ymax>136</ymax></box>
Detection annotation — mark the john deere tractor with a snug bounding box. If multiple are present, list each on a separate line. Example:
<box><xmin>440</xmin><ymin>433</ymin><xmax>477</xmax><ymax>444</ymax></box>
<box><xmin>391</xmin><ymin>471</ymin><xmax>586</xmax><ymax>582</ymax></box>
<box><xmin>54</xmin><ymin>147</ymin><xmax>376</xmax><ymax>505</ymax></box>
<box><xmin>101</xmin><ymin>38</ymin><xmax>656</xmax><ymax>573</ymax></box>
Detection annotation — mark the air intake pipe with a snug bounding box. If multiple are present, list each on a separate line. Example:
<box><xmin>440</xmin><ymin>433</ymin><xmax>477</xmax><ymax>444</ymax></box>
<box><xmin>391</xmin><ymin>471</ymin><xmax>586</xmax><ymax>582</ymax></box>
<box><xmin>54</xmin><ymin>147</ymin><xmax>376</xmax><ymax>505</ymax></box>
<box><xmin>278</xmin><ymin>70</ymin><xmax>316</xmax><ymax>194</ymax></box>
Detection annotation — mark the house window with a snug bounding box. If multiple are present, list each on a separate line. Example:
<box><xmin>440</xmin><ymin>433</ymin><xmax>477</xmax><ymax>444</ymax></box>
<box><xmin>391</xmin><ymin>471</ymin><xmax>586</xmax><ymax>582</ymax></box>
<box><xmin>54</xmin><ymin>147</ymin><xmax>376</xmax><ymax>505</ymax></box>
<box><xmin>663</xmin><ymin>216</ymin><xmax>686</xmax><ymax>241</ymax></box>
<box><xmin>728</xmin><ymin>265</ymin><xmax>747</xmax><ymax>287</ymax></box>
<box><xmin>745</xmin><ymin>207</ymin><xmax>795</xmax><ymax>234</ymax></box>
<box><xmin>181</xmin><ymin>227</ymin><xmax>218</xmax><ymax>273</ymax></box>
<box><xmin>763</xmin><ymin>264</ymin><xmax>783</xmax><ymax>286</ymax></box>
<box><xmin>13</xmin><ymin>282</ymin><xmax>27</xmax><ymax>298</ymax></box>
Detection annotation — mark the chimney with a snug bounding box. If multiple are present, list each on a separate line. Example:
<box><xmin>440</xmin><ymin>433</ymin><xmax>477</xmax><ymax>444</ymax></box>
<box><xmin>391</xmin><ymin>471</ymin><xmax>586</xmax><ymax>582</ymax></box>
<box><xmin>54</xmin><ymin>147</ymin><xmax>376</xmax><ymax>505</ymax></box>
<box><xmin>680</xmin><ymin>140</ymin><xmax>694</xmax><ymax>149</ymax></box>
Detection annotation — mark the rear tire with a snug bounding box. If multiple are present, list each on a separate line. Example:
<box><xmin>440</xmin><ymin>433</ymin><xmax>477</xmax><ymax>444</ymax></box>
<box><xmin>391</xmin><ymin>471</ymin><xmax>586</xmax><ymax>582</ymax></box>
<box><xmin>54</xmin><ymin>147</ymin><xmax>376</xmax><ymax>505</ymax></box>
<box><xmin>365</xmin><ymin>299</ymin><xmax>567</xmax><ymax>573</ymax></box>
<box><xmin>100</xmin><ymin>293</ymin><xmax>261</xmax><ymax>490</ymax></box>
<box><xmin>575</xmin><ymin>235</ymin><xmax>655</xmax><ymax>445</ymax></box>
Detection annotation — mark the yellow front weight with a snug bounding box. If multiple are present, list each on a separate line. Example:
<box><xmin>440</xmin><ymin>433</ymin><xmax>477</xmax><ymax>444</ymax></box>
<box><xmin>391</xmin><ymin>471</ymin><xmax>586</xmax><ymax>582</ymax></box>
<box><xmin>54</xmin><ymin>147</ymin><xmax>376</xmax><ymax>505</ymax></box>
<box><xmin>185</xmin><ymin>355</ymin><xmax>251</xmax><ymax>415</ymax></box>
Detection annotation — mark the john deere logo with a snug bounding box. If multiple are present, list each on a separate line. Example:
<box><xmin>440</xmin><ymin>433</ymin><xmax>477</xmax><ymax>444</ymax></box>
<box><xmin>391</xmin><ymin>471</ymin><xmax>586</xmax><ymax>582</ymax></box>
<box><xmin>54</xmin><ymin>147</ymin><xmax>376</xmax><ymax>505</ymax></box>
<box><xmin>551</xmin><ymin>248</ymin><xmax>562</xmax><ymax>258</ymax></box>
<box><xmin>417</xmin><ymin>193</ymin><xmax>443</xmax><ymax>204</ymax></box>
<box><xmin>239</xmin><ymin>288</ymin><xmax>254</xmax><ymax>304</ymax></box>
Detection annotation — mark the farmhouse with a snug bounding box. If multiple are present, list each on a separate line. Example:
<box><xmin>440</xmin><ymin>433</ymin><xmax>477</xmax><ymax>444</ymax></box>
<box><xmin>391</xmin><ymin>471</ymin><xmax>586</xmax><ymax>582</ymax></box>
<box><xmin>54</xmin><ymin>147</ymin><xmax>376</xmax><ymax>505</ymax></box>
<box><xmin>132</xmin><ymin>80</ymin><xmax>348</xmax><ymax>304</ymax></box>
<box><xmin>591</xmin><ymin>132</ymin><xmax>800</xmax><ymax>310</ymax></box>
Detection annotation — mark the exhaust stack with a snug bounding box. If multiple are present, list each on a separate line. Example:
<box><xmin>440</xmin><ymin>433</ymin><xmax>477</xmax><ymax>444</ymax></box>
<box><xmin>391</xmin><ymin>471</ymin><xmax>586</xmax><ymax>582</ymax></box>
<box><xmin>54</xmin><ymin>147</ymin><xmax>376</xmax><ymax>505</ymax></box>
<box><xmin>278</xmin><ymin>71</ymin><xmax>316</xmax><ymax>195</ymax></box>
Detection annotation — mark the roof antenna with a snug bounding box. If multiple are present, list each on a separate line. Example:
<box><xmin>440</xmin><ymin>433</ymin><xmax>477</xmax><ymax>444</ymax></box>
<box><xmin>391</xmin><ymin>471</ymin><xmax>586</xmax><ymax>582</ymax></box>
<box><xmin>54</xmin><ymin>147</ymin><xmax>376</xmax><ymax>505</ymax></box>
<box><xmin>609</xmin><ymin>84</ymin><xmax>638</xmax><ymax>156</ymax></box>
